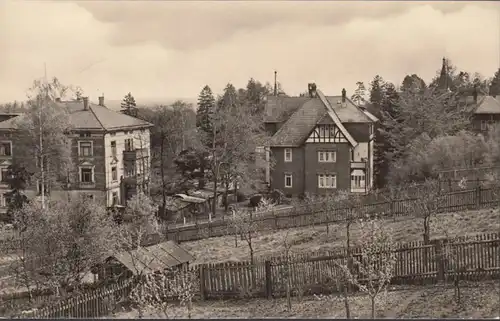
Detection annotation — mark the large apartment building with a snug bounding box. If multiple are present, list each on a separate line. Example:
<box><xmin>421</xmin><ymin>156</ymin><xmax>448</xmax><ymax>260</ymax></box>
<box><xmin>0</xmin><ymin>96</ymin><xmax>153</xmax><ymax>213</ymax></box>
<box><xmin>263</xmin><ymin>84</ymin><xmax>378</xmax><ymax>197</ymax></box>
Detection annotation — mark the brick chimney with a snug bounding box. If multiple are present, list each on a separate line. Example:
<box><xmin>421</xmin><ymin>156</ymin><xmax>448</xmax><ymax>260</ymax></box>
<box><xmin>83</xmin><ymin>97</ymin><xmax>89</xmax><ymax>110</ymax></box>
<box><xmin>308</xmin><ymin>83</ymin><xmax>317</xmax><ymax>98</ymax></box>
<box><xmin>342</xmin><ymin>88</ymin><xmax>346</xmax><ymax>103</ymax></box>
<box><xmin>98</xmin><ymin>95</ymin><xmax>104</xmax><ymax>107</ymax></box>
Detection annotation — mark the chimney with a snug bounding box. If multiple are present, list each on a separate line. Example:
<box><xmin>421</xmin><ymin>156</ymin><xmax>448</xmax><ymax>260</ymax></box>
<box><xmin>98</xmin><ymin>95</ymin><xmax>104</xmax><ymax>107</ymax></box>
<box><xmin>308</xmin><ymin>83</ymin><xmax>317</xmax><ymax>98</ymax></box>
<box><xmin>274</xmin><ymin>71</ymin><xmax>278</xmax><ymax>96</ymax></box>
<box><xmin>342</xmin><ymin>88</ymin><xmax>346</xmax><ymax>103</ymax></box>
<box><xmin>472</xmin><ymin>85</ymin><xmax>478</xmax><ymax>104</ymax></box>
<box><xmin>55</xmin><ymin>97</ymin><xmax>61</xmax><ymax>103</ymax></box>
<box><xmin>83</xmin><ymin>97</ymin><xmax>89</xmax><ymax>110</ymax></box>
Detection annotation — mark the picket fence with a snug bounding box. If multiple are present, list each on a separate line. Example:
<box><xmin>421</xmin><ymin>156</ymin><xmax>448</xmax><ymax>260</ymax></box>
<box><xmin>18</xmin><ymin>232</ymin><xmax>500</xmax><ymax>319</ymax></box>
<box><xmin>163</xmin><ymin>186</ymin><xmax>500</xmax><ymax>243</ymax></box>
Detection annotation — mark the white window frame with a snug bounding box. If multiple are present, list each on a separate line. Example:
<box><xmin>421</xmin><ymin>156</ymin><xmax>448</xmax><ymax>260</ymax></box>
<box><xmin>0</xmin><ymin>141</ymin><xmax>12</xmax><ymax>157</ymax></box>
<box><xmin>318</xmin><ymin>151</ymin><xmax>336</xmax><ymax>163</ymax></box>
<box><xmin>369</xmin><ymin>124</ymin><xmax>374</xmax><ymax>136</ymax></box>
<box><xmin>36</xmin><ymin>180</ymin><xmax>50</xmax><ymax>196</ymax></box>
<box><xmin>124</xmin><ymin>138</ymin><xmax>134</xmax><ymax>151</ymax></box>
<box><xmin>318</xmin><ymin>174</ymin><xmax>337</xmax><ymax>189</ymax></box>
<box><xmin>78</xmin><ymin>141</ymin><xmax>94</xmax><ymax>157</ymax></box>
<box><xmin>111</xmin><ymin>166</ymin><xmax>118</xmax><ymax>182</ymax></box>
<box><xmin>112</xmin><ymin>191</ymin><xmax>119</xmax><ymax>205</ymax></box>
<box><xmin>351</xmin><ymin>173</ymin><xmax>366</xmax><ymax>189</ymax></box>
<box><xmin>79</xmin><ymin>166</ymin><xmax>95</xmax><ymax>184</ymax></box>
<box><xmin>0</xmin><ymin>193</ymin><xmax>6</xmax><ymax>207</ymax></box>
<box><xmin>0</xmin><ymin>166</ymin><xmax>8</xmax><ymax>183</ymax></box>
<box><xmin>111</xmin><ymin>141</ymin><xmax>117</xmax><ymax>158</ymax></box>
<box><xmin>284</xmin><ymin>148</ymin><xmax>292</xmax><ymax>162</ymax></box>
<box><xmin>284</xmin><ymin>173</ymin><xmax>293</xmax><ymax>188</ymax></box>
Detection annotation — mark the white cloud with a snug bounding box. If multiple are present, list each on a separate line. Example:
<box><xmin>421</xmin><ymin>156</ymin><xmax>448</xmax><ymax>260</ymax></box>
<box><xmin>0</xmin><ymin>1</ymin><xmax>498</xmax><ymax>103</ymax></box>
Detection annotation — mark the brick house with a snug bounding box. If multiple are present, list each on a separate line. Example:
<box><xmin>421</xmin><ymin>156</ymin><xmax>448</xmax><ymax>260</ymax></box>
<box><xmin>263</xmin><ymin>84</ymin><xmax>378</xmax><ymax>197</ymax></box>
<box><xmin>0</xmin><ymin>96</ymin><xmax>153</xmax><ymax>214</ymax></box>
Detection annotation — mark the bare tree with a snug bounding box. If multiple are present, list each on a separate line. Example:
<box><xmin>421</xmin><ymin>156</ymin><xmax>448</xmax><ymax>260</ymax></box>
<box><xmin>227</xmin><ymin>207</ymin><xmax>258</xmax><ymax>265</ymax></box>
<box><xmin>168</xmin><ymin>269</ymin><xmax>199</xmax><ymax>319</ymax></box>
<box><xmin>407</xmin><ymin>179</ymin><xmax>442</xmax><ymax>244</ymax></box>
<box><xmin>14</xmin><ymin>78</ymin><xmax>73</xmax><ymax>209</ymax></box>
<box><xmin>345</xmin><ymin>215</ymin><xmax>396</xmax><ymax>319</ymax></box>
<box><xmin>129</xmin><ymin>272</ymin><xmax>171</xmax><ymax>319</ymax></box>
<box><xmin>281</xmin><ymin>230</ymin><xmax>293</xmax><ymax>311</ymax></box>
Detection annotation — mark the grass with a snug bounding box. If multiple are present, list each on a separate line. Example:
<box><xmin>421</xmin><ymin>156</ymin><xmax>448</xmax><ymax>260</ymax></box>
<box><xmin>182</xmin><ymin>207</ymin><xmax>500</xmax><ymax>264</ymax></box>
<box><xmin>112</xmin><ymin>281</ymin><xmax>500</xmax><ymax>319</ymax></box>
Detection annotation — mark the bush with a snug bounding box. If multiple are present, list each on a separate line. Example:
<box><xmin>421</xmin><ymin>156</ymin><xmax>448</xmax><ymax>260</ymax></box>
<box><xmin>249</xmin><ymin>194</ymin><xmax>263</xmax><ymax>208</ymax></box>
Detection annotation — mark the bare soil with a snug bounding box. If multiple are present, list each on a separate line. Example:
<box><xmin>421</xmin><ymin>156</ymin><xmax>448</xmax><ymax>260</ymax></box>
<box><xmin>182</xmin><ymin>208</ymin><xmax>500</xmax><ymax>264</ymax></box>
<box><xmin>113</xmin><ymin>281</ymin><xmax>500</xmax><ymax>319</ymax></box>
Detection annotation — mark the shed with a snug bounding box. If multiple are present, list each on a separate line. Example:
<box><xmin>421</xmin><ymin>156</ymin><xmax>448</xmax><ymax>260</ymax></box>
<box><xmin>96</xmin><ymin>241</ymin><xmax>195</xmax><ymax>281</ymax></box>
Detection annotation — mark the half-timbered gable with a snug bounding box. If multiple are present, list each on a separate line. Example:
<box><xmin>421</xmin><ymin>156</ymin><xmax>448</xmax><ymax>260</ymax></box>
<box><xmin>306</xmin><ymin>124</ymin><xmax>348</xmax><ymax>143</ymax></box>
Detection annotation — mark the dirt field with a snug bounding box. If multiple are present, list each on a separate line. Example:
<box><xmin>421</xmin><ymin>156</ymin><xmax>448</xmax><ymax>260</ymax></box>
<box><xmin>182</xmin><ymin>208</ymin><xmax>500</xmax><ymax>264</ymax></box>
<box><xmin>113</xmin><ymin>282</ymin><xmax>500</xmax><ymax>319</ymax></box>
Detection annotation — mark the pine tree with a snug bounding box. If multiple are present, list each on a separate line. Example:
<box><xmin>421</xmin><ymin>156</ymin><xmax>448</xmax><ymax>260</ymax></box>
<box><xmin>121</xmin><ymin>92</ymin><xmax>138</xmax><ymax>117</ymax></box>
<box><xmin>196</xmin><ymin>85</ymin><xmax>215</xmax><ymax>136</ymax></box>
<box><xmin>369</xmin><ymin>75</ymin><xmax>387</xmax><ymax>189</ymax></box>
<box><xmin>220</xmin><ymin>83</ymin><xmax>239</xmax><ymax>111</ymax></box>
<box><xmin>401</xmin><ymin>74</ymin><xmax>426</xmax><ymax>92</ymax></box>
<box><xmin>489</xmin><ymin>68</ymin><xmax>500</xmax><ymax>97</ymax></box>
<box><xmin>351</xmin><ymin>81</ymin><xmax>366</xmax><ymax>106</ymax></box>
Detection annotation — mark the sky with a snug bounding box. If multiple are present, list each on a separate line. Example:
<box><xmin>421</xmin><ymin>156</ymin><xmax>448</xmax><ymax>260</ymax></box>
<box><xmin>1</xmin><ymin>1</ymin><xmax>499</xmax><ymax>105</ymax></box>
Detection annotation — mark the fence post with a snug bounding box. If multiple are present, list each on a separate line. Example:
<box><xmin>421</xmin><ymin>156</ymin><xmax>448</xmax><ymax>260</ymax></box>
<box><xmin>476</xmin><ymin>186</ymin><xmax>481</xmax><ymax>209</ymax></box>
<box><xmin>435</xmin><ymin>240</ymin><xmax>445</xmax><ymax>283</ymax></box>
<box><xmin>265</xmin><ymin>260</ymin><xmax>272</xmax><ymax>299</ymax></box>
<box><xmin>199</xmin><ymin>265</ymin><xmax>206</xmax><ymax>301</ymax></box>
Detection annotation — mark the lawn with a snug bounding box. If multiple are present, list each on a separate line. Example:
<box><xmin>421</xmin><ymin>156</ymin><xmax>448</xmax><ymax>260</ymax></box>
<box><xmin>182</xmin><ymin>207</ymin><xmax>500</xmax><ymax>264</ymax></box>
<box><xmin>113</xmin><ymin>281</ymin><xmax>500</xmax><ymax>319</ymax></box>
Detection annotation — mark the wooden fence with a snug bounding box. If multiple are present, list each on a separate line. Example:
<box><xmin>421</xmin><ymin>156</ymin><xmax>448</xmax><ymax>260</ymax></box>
<box><xmin>163</xmin><ymin>186</ymin><xmax>500</xmax><ymax>243</ymax></box>
<box><xmin>18</xmin><ymin>232</ymin><xmax>500</xmax><ymax>318</ymax></box>
<box><xmin>438</xmin><ymin>165</ymin><xmax>500</xmax><ymax>180</ymax></box>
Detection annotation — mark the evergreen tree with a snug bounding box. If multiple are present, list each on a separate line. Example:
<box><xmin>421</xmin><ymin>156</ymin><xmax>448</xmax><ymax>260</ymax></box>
<box><xmin>489</xmin><ymin>68</ymin><xmax>500</xmax><ymax>97</ymax></box>
<box><xmin>369</xmin><ymin>75</ymin><xmax>387</xmax><ymax>189</ymax></box>
<box><xmin>196</xmin><ymin>85</ymin><xmax>215</xmax><ymax>137</ymax></box>
<box><xmin>401</xmin><ymin>74</ymin><xmax>426</xmax><ymax>92</ymax></box>
<box><xmin>121</xmin><ymin>92</ymin><xmax>138</xmax><ymax>117</ymax></box>
<box><xmin>244</xmin><ymin>78</ymin><xmax>270</xmax><ymax>114</ymax></box>
<box><xmin>351</xmin><ymin>81</ymin><xmax>366</xmax><ymax>106</ymax></box>
<box><xmin>220</xmin><ymin>83</ymin><xmax>239</xmax><ymax>111</ymax></box>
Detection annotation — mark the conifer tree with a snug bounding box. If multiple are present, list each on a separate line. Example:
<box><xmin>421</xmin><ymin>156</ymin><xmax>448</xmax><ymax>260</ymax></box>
<box><xmin>121</xmin><ymin>92</ymin><xmax>138</xmax><ymax>117</ymax></box>
<box><xmin>196</xmin><ymin>85</ymin><xmax>215</xmax><ymax>137</ymax></box>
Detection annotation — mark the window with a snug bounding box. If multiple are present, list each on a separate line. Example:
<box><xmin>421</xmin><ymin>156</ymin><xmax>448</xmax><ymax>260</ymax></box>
<box><xmin>111</xmin><ymin>166</ymin><xmax>117</xmax><ymax>181</ymax></box>
<box><xmin>79</xmin><ymin>141</ymin><xmax>93</xmax><ymax>157</ymax></box>
<box><xmin>37</xmin><ymin>181</ymin><xmax>50</xmax><ymax>196</ymax></box>
<box><xmin>111</xmin><ymin>141</ymin><xmax>117</xmax><ymax>158</ymax></box>
<box><xmin>0</xmin><ymin>142</ymin><xmax>12</xmax><ymax>156</ymax></box>
<box><xmin>79</xmin><ymin>132</ymin><xmax>91</xmax><ymax>138</ymax></box>
<box><xmin>80</xmin><ymin>167</ymin><xmax>94</xmax><ymax>183</ymax></box>
<box><xmin>112</xmin><ymin>192</ymin><xmax>119</xmax><ymax>205</ymax></box>
<box><xmin>284</xmin><ymin>173</ymin><xmax>293</xmax><ymax>188</ymax></box>
<box><xmin>369</xmin><ymin>124</ymin><xmax>374</xmax><ymax>136</ymax></box>
<box><xmin>284</xmin><ymin>148</ymin><xmax>292</xmax><ymax>162</ymax></box>
<box><xmin>125</xmin><ymin>138</ymin><xmax>134</xmax><ymax>151</ymax></box>
<box><xmin>125</xmin><ymin>166</ymin><xmax>135</xmax><ymax>177</ymax></box>
<box><xmin>350</xmin><ymin>148</ymin><xmax>355</xmax><ymax>162</ymax></box>
<box><xmin>0</xmin><ymin>194</ymin><xmax>6</xmax><ymax>208</ymax></box>
<box><xmin>318</xmin><ymin>174</ymin><xmax>337</xmax><ymax>189</ymax></box>
<box><xmin>318</xmin><ymin>151</ymin><xmax>336</xmax><ymax>163</ymax></box>
<box><xmin>0</xmin><ymin>167</ymin><xmax>8</xmax><ymax>183</ymax></box>
<box><xmin>351</xmin><ymin>170</ymin><xmax>366</xmax><ymax>189</ymax></box>
<box><xmin>480</xmin><ymin>120</ymin><xmax>488</xmax><ymax>131</ymax></box>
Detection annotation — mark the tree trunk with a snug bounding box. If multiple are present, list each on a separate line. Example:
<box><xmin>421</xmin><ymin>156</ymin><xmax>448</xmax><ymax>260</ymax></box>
<box><xmin>224</xmin><ymin>177</ymin><xmax>229</xmax><ymax>212</ymax></box>
<box><xmin>371</xmin><ymin>296</ymin><xmax>376</xmax><ymax>319</ymax></box>
<box><xmin>160</xmin><ymin>137</ymin><xmax>167</xmax><ymax>220</ymax></box>
<box><xmin>423</xmin><ymin>216</ymin><xmax>430</xmax><ymax>244</ymax></box>
<box><xmin>212</xmin><ymin>170</ymin><xmax>218</xmax><ymax>221</ymax></box>
<box><xmin>343</xmin><ymin>284</ymin><xmax>351</xmax><ymax>319</ymax></box>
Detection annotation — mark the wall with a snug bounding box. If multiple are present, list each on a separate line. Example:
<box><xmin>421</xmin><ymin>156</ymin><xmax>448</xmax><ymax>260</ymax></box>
<box><xmin>352</xmin><ymin>142</ymin><xmax>368</xmax><ymax>162</ymax></box>
<box><xmin>304</xmin><ymin>142</ymin><xmax>350</xmax><ymax>195</ymax></box>
<box><xmin>270</xmin><ymin>147</ymin><xmax>305</xmax><ymax>196</ymax></box>
<box><xmin>343</xmin><ymin>123</ymin><xmax>370</xmax><ymax>142</ymax></box>
<box><xmin>103</xmin><ymin>128</ymin><xmax>151</xmax><ymax>206</ymax></box>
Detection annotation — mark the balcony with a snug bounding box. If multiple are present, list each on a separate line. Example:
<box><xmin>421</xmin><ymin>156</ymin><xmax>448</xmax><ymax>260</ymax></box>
<box><xmin>123</xmin><ymin>148</ymin><xmax>148</xmax><ymax>162</ymax></box>
<box><xmin>350</xmin><ymin>161</ymin><xmax>367</xmax><ymax>169</ymax></box>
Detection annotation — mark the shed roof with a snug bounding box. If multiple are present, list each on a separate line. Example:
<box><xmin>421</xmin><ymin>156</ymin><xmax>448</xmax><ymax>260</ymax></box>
<box><xmin>474</xmin><ymin>96</ymin><xmax>500</xmax><ymax>114</ymax></box>
<box><xmin>110</xmin><ymin>241</ymin><xmax>194</xmax><ymax>275</ymax></box>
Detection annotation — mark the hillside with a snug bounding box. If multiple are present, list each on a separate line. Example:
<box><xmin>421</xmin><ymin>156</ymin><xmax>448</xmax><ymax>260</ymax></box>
<box><xmin>182</xmin><ymin>207</ymin><xmax>500</xmax><ymax>264</ymax></box>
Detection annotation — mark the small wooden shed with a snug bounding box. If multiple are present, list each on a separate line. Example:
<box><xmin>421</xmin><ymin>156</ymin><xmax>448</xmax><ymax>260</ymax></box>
<box><xmin>96</xmin><ymin>240</ymin><xmax>195</xmax><ymax>282</ymax></box>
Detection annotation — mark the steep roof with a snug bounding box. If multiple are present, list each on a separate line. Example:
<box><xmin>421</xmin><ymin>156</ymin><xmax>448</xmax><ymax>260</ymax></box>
<box><xmin>0</xmin><ymin>101</ymin><xmax>153</xmax><ymax>131</ymax></box>
<box><xmin>474</xmin><ymin>96</ymin><xmax>500</xmax><ymax>114</ymax></box>
<box><xmin>266</xmin><ymin>91</ymin><xmax>374</xmax><ymax>147</ymax></box>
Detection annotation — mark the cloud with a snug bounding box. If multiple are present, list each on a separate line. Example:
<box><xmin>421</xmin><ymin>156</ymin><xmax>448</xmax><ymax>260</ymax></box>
<box><xmin>75</xmin><ymin>1</ymin><xmax>491</xmax><ymax>51</ymax></box>
<box><xmin>0</xmin><ymin>1</ymin><xmax>498</xmax><ymax>104</ymax></box>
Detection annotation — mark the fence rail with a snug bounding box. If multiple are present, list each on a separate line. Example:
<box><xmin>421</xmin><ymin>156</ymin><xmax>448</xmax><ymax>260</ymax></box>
<box><xmin>18</xmin><ymin>232</ymin><xmax>500</xmax><ymax>319</ymax></box>
<box><xmin>163</xmin><ymin>186</ymin><xmax>500</xmax><ymax>243</ymax></box>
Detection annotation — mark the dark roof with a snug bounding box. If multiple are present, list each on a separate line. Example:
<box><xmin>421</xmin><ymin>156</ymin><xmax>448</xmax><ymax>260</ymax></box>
<box><xmin>266</xmin><ymin>90</ymin><xmax>371</xmax><ymax>147</ymax></box>
<box><xmin>0</xmin><ymin>101</ymin><xmax>153</xmax><ymax>131</ymax></box>
<box><xmin>110</xmin><ymin>241</ymin><xmax>194</xmax><ymax>275</ymax></box>
<box><xmin>474</xmin><ymin>96</ymin><xmax>500</xmax><ymax>114</ymax></box>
